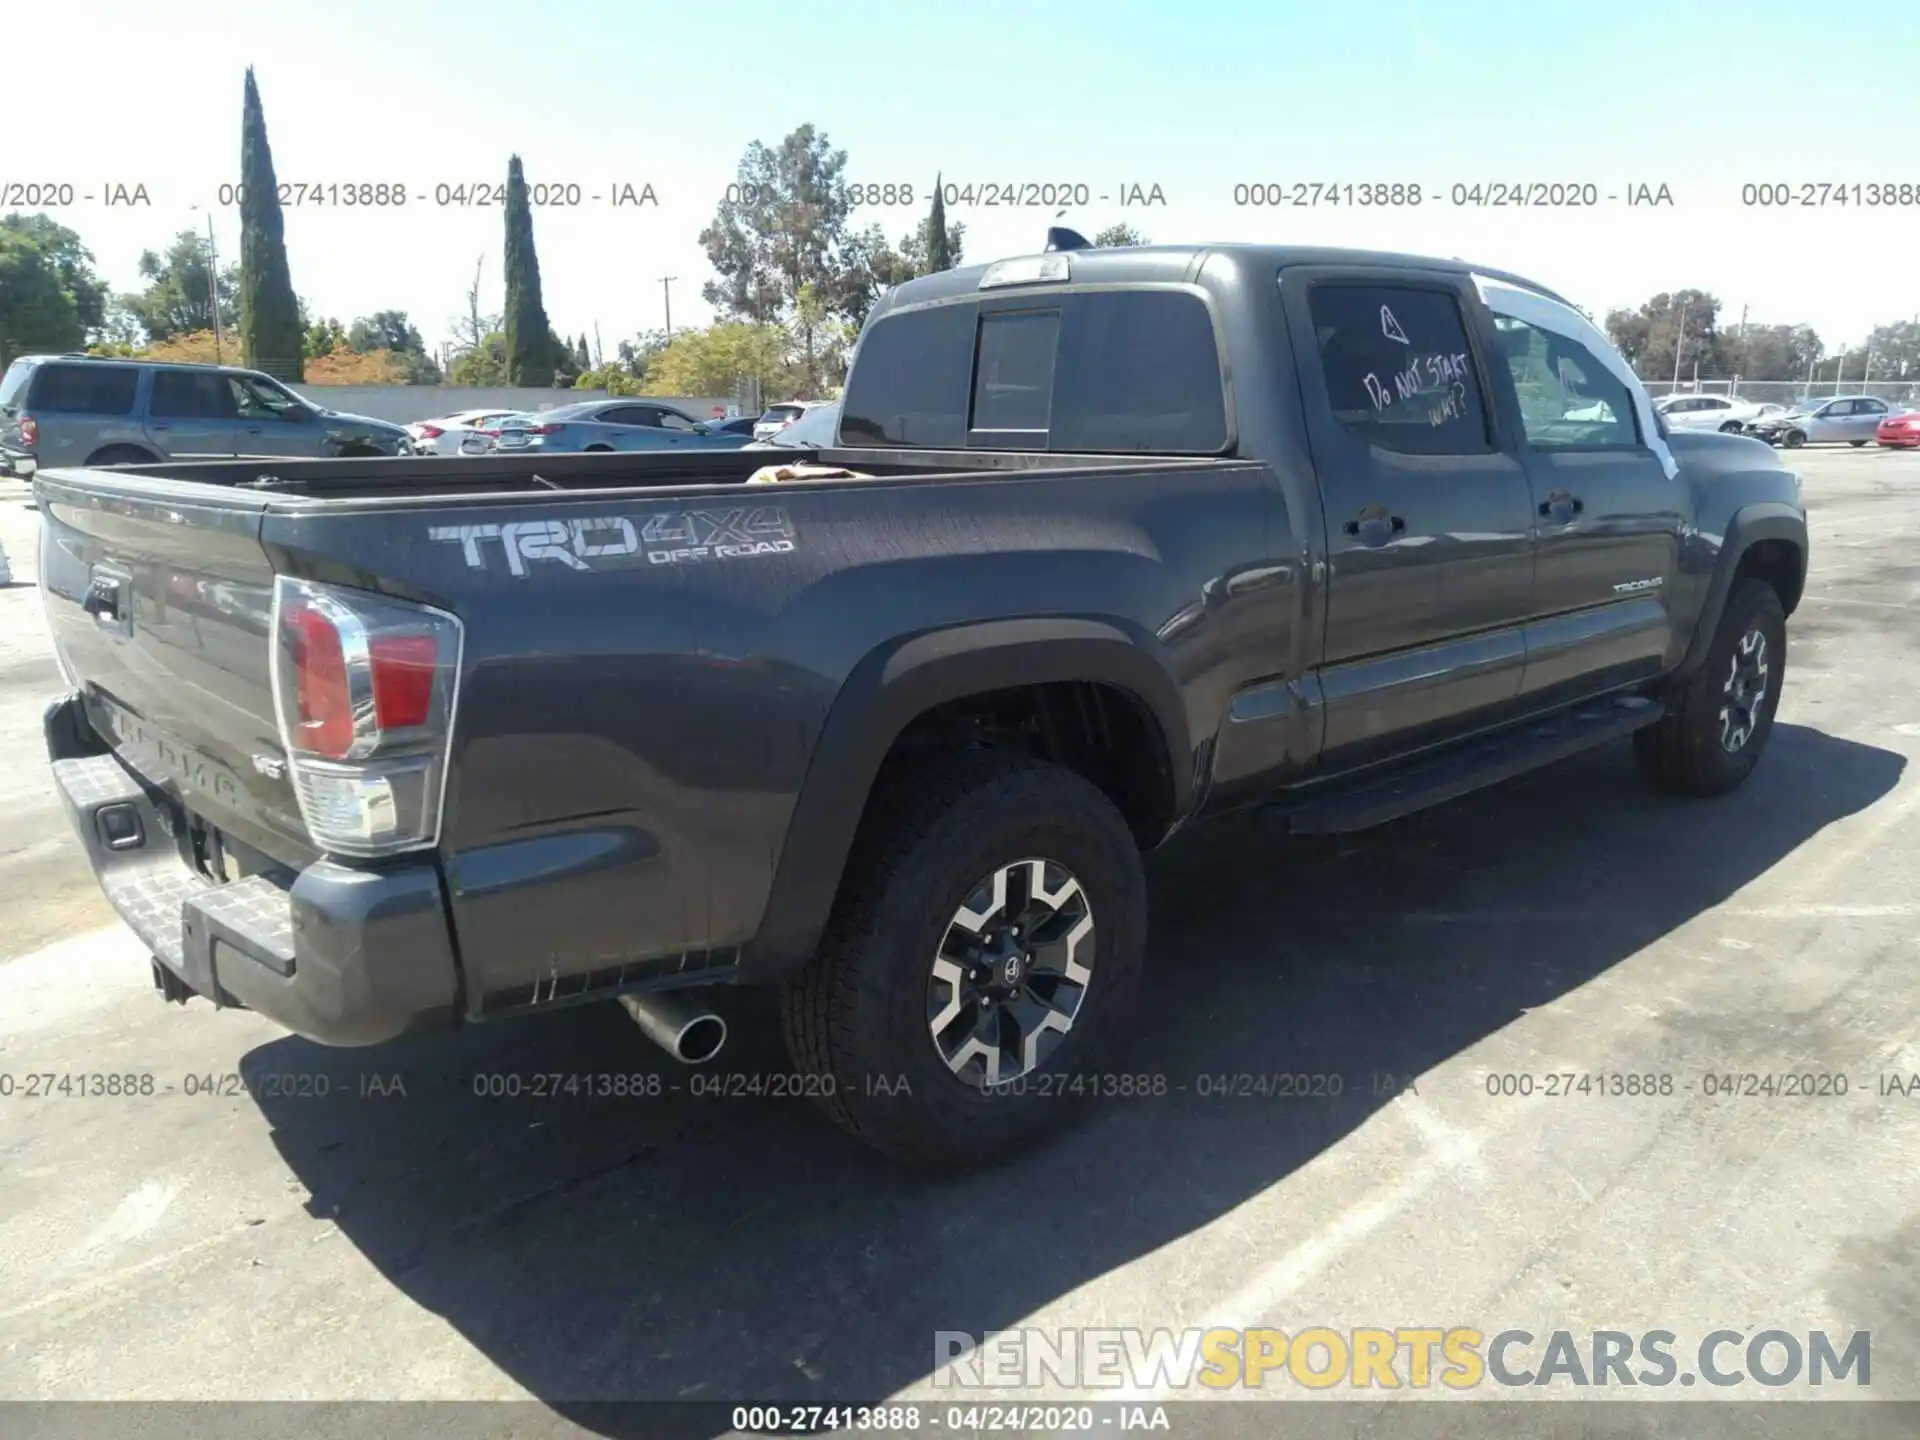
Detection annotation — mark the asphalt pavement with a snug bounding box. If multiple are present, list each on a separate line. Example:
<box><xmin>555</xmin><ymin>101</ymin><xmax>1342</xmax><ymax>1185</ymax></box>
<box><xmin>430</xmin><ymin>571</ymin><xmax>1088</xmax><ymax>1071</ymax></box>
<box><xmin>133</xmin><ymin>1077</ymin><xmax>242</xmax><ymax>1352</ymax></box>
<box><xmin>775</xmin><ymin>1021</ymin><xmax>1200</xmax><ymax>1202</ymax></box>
<box><xmin>2</xmin><ymin>450</ymin><xmax>1919</xmax><ymax>1436</ymax></box>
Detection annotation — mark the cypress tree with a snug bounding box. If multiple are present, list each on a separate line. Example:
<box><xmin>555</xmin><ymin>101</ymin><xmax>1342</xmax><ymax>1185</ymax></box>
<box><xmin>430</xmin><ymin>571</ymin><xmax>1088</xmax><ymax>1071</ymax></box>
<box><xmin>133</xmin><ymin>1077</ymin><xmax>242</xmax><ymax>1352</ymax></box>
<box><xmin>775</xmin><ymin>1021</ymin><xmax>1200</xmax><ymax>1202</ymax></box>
<box><xmin>238</xmin><ymin>68</ymin><xmax>304</xmax><ymax>380</ymax></box>
<box><xmin>926</xmin><ymin>173</ymin><xmax>953</xmax><ymax>273</ymax></box>
<box><xmin>502</xmin><ymin>156</ymin><xmax>554</xmax><ymax>386</ymax></box>
<box><xmin>576</xmin><ymin>335</ymin><xmax>591</xmax><ymax>369</ymax></box>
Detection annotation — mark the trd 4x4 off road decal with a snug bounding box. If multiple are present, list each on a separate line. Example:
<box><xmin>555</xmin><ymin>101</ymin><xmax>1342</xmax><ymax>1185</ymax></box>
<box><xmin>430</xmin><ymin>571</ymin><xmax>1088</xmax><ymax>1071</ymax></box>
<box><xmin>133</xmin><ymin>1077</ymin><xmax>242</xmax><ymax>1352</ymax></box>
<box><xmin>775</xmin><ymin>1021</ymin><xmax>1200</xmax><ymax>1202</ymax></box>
<box><xmin>429</xmin><ymin>507</ymin><xmax>796</xmax><ymax>576</ymax></box>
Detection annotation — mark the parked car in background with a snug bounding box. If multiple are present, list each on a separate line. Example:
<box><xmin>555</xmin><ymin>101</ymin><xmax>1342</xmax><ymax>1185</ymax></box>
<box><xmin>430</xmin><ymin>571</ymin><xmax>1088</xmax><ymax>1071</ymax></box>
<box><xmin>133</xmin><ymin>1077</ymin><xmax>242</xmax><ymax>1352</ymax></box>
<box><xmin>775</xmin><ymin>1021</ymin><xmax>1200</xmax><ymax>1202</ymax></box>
<box><xmin>0</xmin><ymin>355</ymin><xmax>409</xmax><ymax>475</ymax></box>
<box><xmin>478</xmin><ymin>399</ymin><xmax>757</xmax><ymax>454</ymax></box>
<box><xmin>704</xmin><ymin>415</ymin><xmax>759</xmax><ymax>438</ymax></box>
<box><xmin>742</xmin><ymin>400</ymin><xmax>841</xmax><ymax>449</ymax></box>
<box><xmin>1877</xmin><ymin>407</ymin><xmax>1920</xmax><ymax>449</ymax></box>
<box><xmin>1653</xmin><ymin>394</ymin><xmax>1787</xmax><ymax>433</ymax></box>
<box><xmin>751</xmin><ymin>400</ymin><xmax>830</xmax><ymax>441</ymax></box>
<box><xmin>405</xmin><ymin>409</ymin><xmax>521</xmax><ymax>455</ymax></box>
<box><xmin>1749</xmin><ymin>395</ymin><xmax>1897</xmax><ymax>447</ymax></box>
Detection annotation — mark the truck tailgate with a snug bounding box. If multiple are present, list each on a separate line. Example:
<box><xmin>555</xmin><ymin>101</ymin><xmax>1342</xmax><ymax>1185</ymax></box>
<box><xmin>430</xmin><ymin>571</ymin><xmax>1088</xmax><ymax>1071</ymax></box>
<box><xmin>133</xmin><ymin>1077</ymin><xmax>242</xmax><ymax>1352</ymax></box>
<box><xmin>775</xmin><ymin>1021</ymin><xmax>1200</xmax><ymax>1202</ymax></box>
<box><xmin>36</xmin><ymin>474</ymin><xmax>314</xmax><ymax>867</ymax></box>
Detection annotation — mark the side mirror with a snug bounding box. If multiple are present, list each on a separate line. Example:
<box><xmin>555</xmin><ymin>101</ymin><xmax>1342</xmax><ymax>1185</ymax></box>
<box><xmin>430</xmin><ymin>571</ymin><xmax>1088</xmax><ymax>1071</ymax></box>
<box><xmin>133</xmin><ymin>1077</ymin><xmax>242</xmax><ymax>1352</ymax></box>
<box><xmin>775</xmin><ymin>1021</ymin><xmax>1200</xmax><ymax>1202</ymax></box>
<box><xmin>284</xmin><ymin>403</ymin><xmax>311</xmax><ymax>423</ymax></box>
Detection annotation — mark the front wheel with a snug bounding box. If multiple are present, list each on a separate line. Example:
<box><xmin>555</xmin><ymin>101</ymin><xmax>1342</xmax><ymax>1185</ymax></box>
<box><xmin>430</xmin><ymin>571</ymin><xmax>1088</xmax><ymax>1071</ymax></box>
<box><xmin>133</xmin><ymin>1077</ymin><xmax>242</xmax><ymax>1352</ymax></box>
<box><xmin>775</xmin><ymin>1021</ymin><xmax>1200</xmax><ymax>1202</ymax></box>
<box><xmin>781</xmin><ymin>751</ymin><xmax>1148</xmax><ymax>1169</ymax></box>
<box><xmin>1634</xmin><ymin>578</ymin><xmax>1787</xmax><ymax>797</ymax></box>
<box><xmin>1719</xmin><ymin>420</ymin><xmax>1744</xmax><ymax>434</ymax></box>
<box><xmin>1783</xmin><ymin>430</ymin><xmax>1807</xmax><ymax>448</ymax></box>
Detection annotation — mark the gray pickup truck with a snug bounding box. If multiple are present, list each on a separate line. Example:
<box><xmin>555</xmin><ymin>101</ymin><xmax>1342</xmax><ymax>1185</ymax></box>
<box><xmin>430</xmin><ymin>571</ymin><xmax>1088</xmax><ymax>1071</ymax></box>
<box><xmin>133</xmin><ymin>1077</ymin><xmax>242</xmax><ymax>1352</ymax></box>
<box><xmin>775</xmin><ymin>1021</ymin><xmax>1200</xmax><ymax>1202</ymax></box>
<box><xmin>0</xmin><ymin>354</ymin><xmax>409</xmax><ymax>474</ymax></box>
<box><xmin>35</xmin><ymin>240</ymin><xmax>1807</xmax><ymax>1169</ymax></box>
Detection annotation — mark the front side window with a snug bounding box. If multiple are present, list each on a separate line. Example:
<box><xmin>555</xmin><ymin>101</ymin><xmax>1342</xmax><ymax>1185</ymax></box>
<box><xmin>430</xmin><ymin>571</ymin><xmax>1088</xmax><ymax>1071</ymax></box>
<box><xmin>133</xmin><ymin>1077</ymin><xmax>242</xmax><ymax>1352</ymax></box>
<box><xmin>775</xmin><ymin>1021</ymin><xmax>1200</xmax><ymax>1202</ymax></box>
<box><xmin>1491</xmin><ymin>313</ymin><xmax>1640</xmax><ymax>449</ymax></box>
<box><xmin>229</xmin><ymin>374</ymin><xmax>301</xmax><ymax>421</ymax></box>
<box><xmin>1306</xmin><ymin>284</ymin><xmax>1491</xmax><ymax>455</ymax></box>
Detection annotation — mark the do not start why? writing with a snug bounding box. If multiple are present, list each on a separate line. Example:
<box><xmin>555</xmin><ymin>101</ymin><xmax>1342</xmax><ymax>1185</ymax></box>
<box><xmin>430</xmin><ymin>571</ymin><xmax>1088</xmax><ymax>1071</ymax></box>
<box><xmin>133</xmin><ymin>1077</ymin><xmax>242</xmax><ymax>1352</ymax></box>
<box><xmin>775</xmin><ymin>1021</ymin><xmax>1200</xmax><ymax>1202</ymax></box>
<box><xmin>1362</xmin><ymin>303</ymin><xmax>1473</xmax><ymax>427</ymax></box>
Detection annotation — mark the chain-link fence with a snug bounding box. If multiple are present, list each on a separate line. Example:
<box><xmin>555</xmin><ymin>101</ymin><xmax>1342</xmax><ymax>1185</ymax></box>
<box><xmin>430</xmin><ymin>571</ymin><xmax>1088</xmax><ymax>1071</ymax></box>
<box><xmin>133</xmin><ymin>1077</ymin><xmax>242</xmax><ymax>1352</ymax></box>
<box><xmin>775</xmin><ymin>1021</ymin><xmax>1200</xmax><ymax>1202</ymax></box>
<box><xmin>1643</xmin><ymin>378</ymin><xmax>1920</xmax><ymax>407</ymax></box>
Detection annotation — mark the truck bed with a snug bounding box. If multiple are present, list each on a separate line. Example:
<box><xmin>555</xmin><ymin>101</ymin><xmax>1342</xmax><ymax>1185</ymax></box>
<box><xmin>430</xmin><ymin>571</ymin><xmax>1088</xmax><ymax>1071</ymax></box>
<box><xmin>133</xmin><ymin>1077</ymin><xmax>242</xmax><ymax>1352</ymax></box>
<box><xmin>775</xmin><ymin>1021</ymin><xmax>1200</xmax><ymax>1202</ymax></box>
<box><xmin>52</xmin><ymin>447</ymin><xmax>1233</xmax><ymax>504</ymax></box>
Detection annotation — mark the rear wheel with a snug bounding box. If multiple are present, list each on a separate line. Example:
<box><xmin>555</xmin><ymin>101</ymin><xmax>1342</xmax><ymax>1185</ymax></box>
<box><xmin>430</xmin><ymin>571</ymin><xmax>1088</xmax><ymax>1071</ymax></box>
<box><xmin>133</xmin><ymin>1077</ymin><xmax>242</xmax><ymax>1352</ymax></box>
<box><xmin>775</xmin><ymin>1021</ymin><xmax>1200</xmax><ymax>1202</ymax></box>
<box><xmin>585</xmin><ymin>444</ymin><xmax>613</xmax><ymax>452</ymax></box>
<box><xmin>1850</xmin><ymin>439</ymin><xmax>1868</xmax><ymax>447</ymax></box>
<box><xmin>781</xmin><ymin>750</ymin><xmax>1148</xmax><ymax>1170</ymax></box>
<box><xmin>1635</xmin><ymin>578</ymin><xmax>1786</xmax><ymax>797</ymax></box>
<box><xmin>84</xmin><ymin>445</ymin><xmax>157</xmax><ymax>467</ymax></box>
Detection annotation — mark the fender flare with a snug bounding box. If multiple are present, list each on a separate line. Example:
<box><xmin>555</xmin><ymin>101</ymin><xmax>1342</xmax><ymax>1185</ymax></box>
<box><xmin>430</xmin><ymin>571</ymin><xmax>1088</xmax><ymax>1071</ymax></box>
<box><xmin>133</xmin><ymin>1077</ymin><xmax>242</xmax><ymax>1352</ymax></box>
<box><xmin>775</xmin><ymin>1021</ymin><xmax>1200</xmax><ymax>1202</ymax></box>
<box><xmin>737</xmin><ymin>616</ymin><xmax>1192</xmax><ymax>982</ymax></box>
<box><xmin>1675</xmin><ymin>502</ymin><xmax>1808</xmax><ymax>680</ymax></box>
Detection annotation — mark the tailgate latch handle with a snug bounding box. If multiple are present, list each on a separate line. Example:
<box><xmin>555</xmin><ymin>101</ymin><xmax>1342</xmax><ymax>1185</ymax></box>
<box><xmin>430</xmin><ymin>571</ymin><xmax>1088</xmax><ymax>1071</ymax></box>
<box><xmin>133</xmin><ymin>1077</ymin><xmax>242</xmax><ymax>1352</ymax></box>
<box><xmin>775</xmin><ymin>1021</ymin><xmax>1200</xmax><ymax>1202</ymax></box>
<box><xmin>84</xmin><ymin>568</ymin><xmax>132</xmax><ymax>635</ymax></box>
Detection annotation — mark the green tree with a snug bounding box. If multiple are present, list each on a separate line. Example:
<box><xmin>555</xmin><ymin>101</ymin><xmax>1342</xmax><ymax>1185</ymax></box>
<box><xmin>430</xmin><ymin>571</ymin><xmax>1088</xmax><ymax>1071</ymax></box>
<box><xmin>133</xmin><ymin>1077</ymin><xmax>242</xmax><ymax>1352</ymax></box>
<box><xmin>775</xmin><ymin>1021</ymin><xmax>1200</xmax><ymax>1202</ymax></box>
<box><xmin>238</xmin><ymin>67</ymin><xmax>304</xmax><ymax>380</ymax></box>
<box><xmin>616</xmin><ymin>328</ymin><xmax>671</xmax><ymax>381</ymax></box>
<box><xmin>126</xmin><ymin>230</ymin><xmax>238</xmax><ymax>341</ymax></box>
<box><xmin>1604</xmin><ymin>290</ymin><xmax>1727</xmax><ymax>381</ymax></box>
<box><xmin>925</xmin><ymin>174</ymin><xmax>954</xmax><ymax>272</ymax></box>
<box><xmin>0</xmin><ymin>214</ymin><xmax>108</xmax><ymax>335</ymax></box>
<box><xmin>1861</xmin><ymin>318</ymin><xmax>1920</xmax><ymax>382</ymax></box>
<box><xmin>700</xmin><ymin>125</ymin><xmax>862</xmax><ymax>336</ymax></box>
<box><xmin>1092</xmin><ymin>223</ymin><xmax>1151</xmax><ymax>247</ymax></box>
<box><xmin>575</xmin><ymin>334</ymin><xmax>591</xmax><ymax>370</ymax></box>
<box><xmin>346</xmin><ymin>308</ymin><xmax>440</xmax><ymax>382</ymax></box>
<box><xmin>0</xmin><ymin>228</ymin><xmax>84</xmax><ymax>363</ymax></box>
<box><xmin>304</xmin><ymin>314</ymin><xmax>348</xmax><ymax>358</ymax></box>
<box><xmin>573</xmin><ymin>361</ymin><xmax>643</xmax><ymax>395</ymax></box>
<box><xmin>448</xmin><ymin>330</ymin><xmax>510</xmax><ymax>385</ymax></box>
<box><xmin>643</xmin><ymin>321</ymin><xmax>794</xmax><ymax>397</ymax></box>
<box><xmin>1725</xmin><ymin>323</ymin><xmax>1824</xmax><ymax>382</ymax></box>
<box><xmin>502</xmin><ymin>155</ymin><xmax>554</xmax><ymax>385</ymax></box>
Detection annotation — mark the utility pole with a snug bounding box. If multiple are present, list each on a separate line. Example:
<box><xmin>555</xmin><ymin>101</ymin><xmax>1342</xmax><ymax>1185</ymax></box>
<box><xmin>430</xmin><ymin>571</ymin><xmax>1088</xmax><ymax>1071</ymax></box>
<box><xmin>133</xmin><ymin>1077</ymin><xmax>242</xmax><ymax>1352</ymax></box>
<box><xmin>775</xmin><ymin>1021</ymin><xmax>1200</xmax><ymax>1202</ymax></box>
<box><xmin>206</xmin><ymin>215</ymin><xmax>225</xmax><ymax>364</ymax></box>
<box><xmin>661</xmin><ymin>276</ymin><xmax>677</xmax><ymax>338</ymax></box>
<box><xmin>593</xmin><ymin>321</ymin><xmax>604</xmax><ymax>368</ymax></box>
<box><xmin>1671</xmin><ymin>297</ymin><xmax>1689</xmax><ymax>389</ymax></box>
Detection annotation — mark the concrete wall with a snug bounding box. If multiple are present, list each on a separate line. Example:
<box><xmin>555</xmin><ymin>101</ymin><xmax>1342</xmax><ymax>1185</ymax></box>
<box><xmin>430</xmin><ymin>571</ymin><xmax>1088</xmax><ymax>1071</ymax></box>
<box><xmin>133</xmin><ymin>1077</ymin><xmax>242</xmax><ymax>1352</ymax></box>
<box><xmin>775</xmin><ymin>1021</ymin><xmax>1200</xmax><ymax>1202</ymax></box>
<box><xmin>289</xmin><ymin>387</ymin><xmax>743</xmax><ymax>425</ymax></box>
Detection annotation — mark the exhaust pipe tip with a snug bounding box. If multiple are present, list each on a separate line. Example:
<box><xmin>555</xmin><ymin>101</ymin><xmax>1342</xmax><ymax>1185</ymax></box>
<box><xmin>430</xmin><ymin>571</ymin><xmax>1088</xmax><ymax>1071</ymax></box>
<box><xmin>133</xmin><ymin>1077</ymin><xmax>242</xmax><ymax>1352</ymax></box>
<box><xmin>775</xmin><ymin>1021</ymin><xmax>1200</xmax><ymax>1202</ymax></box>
<box><xmin>675</xmin><ymin>1013</ymin><xmax>727</xmax><ymax>1065</ymax></box>
<box><xmin>620</xmin><ymin>990</ymin><xmax>728</xmax><ymax>1065</ymax></box>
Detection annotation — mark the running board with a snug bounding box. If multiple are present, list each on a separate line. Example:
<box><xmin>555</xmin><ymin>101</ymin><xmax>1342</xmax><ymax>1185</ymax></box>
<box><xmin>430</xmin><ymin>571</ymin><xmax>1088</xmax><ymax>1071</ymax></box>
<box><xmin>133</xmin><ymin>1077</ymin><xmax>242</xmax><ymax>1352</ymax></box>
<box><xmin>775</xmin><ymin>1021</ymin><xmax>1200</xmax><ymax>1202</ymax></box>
<box><xmin>1280</xmin><ymin>695</ymin><xmax>1666</xmax><ymax>836</ymax></box>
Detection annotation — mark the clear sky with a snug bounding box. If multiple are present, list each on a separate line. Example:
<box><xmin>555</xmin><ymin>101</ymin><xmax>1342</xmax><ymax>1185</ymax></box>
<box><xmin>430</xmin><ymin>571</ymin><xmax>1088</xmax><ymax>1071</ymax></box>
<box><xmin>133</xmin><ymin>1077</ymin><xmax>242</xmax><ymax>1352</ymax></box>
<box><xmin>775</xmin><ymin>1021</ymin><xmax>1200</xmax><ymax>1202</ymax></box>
<box><xmin>15</xmin><ymin>0</ymin><xmax>1919</xmax><ymax>359</ymax></box>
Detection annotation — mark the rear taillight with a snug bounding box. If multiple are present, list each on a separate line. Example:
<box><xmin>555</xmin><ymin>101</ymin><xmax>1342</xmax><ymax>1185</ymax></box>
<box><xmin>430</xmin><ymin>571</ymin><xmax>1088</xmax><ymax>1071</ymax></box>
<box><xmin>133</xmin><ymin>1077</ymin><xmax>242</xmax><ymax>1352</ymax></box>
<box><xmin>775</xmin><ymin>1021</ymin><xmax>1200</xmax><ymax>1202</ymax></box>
<box><xmin>270</xmin><ymin>576</ymin><xmax>463</xmax><ymax>857</ymax></box>
<box><xmin>19</xmin><ymin>414</ymin><xmax>37</xmax><ymax>446</ymax></box>
<box><xmin>417</xmin><ymin>424</ymin><xmax>444</xmax><ymax>439</ymax></box>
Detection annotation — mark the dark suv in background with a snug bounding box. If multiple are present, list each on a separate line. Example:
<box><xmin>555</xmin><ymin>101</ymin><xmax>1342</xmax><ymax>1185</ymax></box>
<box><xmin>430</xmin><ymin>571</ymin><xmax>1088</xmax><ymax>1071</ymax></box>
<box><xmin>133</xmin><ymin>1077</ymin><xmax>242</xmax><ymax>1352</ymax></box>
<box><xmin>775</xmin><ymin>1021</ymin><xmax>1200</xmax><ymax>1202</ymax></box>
<box><xmin>0</xmin><ymin>355</ymin><xmax>409</xmax><ymax>475</ymax></box>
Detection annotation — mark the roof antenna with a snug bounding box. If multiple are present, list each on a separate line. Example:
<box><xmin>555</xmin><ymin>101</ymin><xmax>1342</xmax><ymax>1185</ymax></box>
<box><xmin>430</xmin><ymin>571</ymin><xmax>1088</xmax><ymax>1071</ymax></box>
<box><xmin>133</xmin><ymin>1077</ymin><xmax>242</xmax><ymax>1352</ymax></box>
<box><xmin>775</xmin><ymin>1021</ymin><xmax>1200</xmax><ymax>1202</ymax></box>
<box><xmin>1044</xmin><ymin>226</ymin><xmax>1091</xmax><ymax>252</ymax></box>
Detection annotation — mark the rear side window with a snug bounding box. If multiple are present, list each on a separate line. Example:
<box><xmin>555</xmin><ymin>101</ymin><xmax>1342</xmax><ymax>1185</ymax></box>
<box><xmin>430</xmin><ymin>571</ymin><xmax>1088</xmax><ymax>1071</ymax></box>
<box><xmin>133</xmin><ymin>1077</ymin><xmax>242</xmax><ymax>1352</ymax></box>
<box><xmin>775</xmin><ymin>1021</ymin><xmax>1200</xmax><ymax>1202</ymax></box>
<box><xmin>28</xmin><ymin>363</ymin><xmax>139</xmax><ymax>416</ymax></box>
<box><xmin>842</xmin><ymin>289</ymin><xmax>1227</xmax><ymax>453</ymax></box>
<box><xmin>0</xmin><ymin>361</ymin><xmax>36</xmax><ymax>410</ymax></box>
<box><xmin>1306</xmin><ymin>284</ymin><xmax>1490</xmax><ymax>455</ymax></box>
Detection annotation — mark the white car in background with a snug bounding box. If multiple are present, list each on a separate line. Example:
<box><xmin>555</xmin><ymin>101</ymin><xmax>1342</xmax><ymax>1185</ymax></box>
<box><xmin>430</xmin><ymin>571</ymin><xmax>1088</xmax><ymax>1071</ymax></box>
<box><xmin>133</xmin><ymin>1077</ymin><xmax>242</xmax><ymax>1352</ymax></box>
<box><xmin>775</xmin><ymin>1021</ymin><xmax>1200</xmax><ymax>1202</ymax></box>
<box><xmin>405</xmin><ymin>408</ymin><xmax>522</xmax><ymax>455</ymax></box>
<box><xmin>1653</xmin><ymin>394</ymin><xmax>1786</xmax><ymax>434</ymax></box>
<box><xmin>751</xmin><ymin>400</ymin><xmax>832</xmax><ymax>441</ymax></box>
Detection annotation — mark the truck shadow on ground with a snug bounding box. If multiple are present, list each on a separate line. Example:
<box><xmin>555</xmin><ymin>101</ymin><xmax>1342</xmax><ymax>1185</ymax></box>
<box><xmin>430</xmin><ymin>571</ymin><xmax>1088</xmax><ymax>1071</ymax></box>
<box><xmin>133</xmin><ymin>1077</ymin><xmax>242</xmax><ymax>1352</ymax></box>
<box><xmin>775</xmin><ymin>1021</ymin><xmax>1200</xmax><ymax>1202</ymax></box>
<box><xmin>240</xmin><ymin>722</ymin><xmax>1901</xmax><ymax>1436</ymax></box>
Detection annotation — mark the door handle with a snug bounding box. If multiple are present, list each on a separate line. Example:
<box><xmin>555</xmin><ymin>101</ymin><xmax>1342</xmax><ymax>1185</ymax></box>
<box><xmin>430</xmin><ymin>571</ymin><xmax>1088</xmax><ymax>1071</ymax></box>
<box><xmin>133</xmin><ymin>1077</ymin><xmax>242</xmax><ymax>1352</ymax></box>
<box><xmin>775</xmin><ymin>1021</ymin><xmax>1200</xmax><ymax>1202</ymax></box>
<box><xmin>1343</xmin><ymin>507</ymin><xmax>1406</xmax><ymax>539</ymax></box>
<box><xmin>1538</xmin><ymin>490</ymin><xmax>1585</xmax><ymax>518</ymax></box>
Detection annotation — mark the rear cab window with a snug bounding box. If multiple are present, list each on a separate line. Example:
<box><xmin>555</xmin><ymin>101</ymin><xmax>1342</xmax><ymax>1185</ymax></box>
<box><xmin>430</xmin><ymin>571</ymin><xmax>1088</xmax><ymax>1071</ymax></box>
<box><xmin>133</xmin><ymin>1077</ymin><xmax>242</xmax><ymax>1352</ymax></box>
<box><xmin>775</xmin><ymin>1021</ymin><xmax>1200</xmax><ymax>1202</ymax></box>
<box><xmin>842</xmin><ymin>288</ymin><xmax>1228</xmax><ymax>454</ymax></box>
<box><xmin>23</xmin><ymin>362</ymin><xmax>140</xmax><ymax>416</ymax></box>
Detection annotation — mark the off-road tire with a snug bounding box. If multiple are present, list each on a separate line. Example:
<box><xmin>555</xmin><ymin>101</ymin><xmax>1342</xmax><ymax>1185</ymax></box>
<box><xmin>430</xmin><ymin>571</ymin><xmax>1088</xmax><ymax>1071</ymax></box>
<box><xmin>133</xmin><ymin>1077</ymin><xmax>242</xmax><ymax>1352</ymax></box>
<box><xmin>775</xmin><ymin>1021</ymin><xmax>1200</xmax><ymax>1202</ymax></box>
<box><xmin>1635</xmin><ymin>578</ymin><xmax>1787</xmax><ymax>797</ymax></box>
<box><xmin>781</xmin><ymin>750</ymin><xmax>1148</xmax><ymax>1170</ymax></box>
